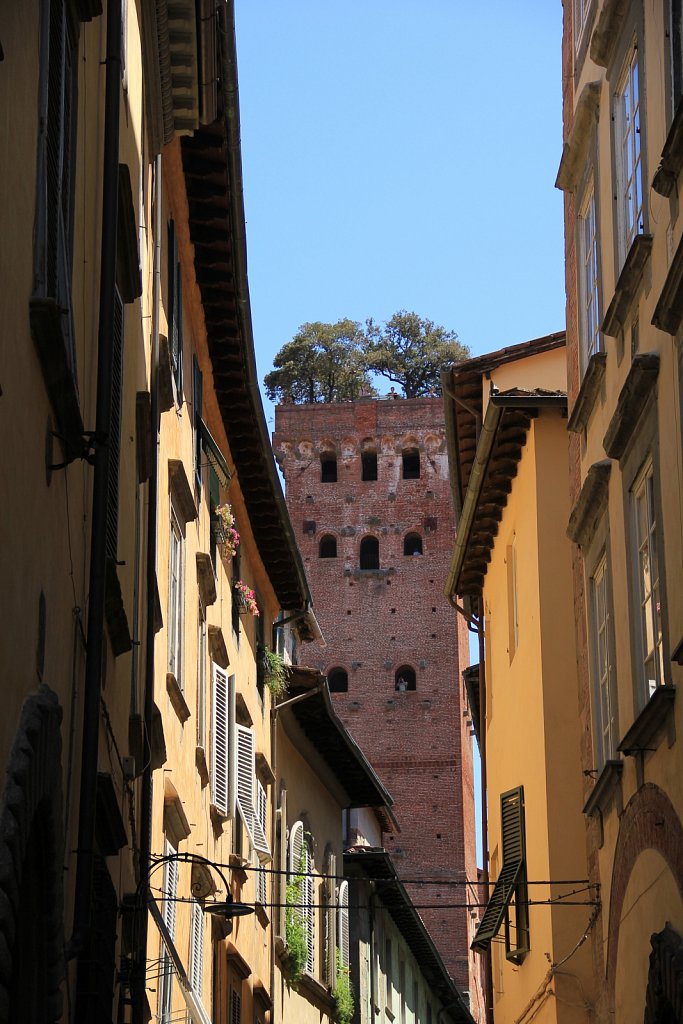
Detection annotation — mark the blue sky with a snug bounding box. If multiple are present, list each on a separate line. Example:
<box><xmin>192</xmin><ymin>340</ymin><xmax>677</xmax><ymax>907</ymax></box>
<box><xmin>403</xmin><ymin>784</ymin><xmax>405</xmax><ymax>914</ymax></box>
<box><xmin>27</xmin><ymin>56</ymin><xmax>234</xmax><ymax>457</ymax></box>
<box><xmin>234</xmin><ymin>2</ymin><xmax>565</xmax><ymax>864</ymax></box>
<box><xmin>234</xmin><ymin>0</ymin><xmax>566</xmax><ymax>431</ymax></box>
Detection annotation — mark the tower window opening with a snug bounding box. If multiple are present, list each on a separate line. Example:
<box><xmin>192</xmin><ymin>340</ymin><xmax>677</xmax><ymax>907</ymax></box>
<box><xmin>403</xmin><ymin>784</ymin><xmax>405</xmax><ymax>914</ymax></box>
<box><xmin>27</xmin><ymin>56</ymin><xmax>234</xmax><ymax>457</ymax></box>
<box><xmin>402</xmin><ymin>449</ymin><xmax>420</xmax><ymax>479</ymax></box>
<box><xmin>360</xmin><ymin>536</ymin><xmax>379</xmax><ymax>570</ymax></box>
<box><xmin>328</xmin><ymin>668</ymin><xmax>348</xmax><ymax>693</ymax></box>
<box><xmin>319</xmin><ymin>535</ymin><xmax>337</xmax><ymax>558</ymax></box>
<box><xmin>395</xmin><ymin>666</ymin><xmax>416</xmax><ymax>691</ymax></box>
<box><xmin>404</xmin><ymin>533</ymin><xmax>423</xmax><ymax>556</ymax></box>
<box><xmin>321</xmin><ymin>454</ymin><xmax>337</xmax><ymax>482</ymax></box>
<box><xmin>361</xmin><ymin>452</ymin><xmax>378</xmax><ymax>481</ymax></box>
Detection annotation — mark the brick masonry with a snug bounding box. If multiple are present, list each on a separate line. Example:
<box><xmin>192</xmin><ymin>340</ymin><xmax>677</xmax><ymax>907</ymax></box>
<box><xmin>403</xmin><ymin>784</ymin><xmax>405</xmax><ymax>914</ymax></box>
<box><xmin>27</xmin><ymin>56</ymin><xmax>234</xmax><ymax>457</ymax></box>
<box><xmin>274</xmin><ymin>397</ymin><xmax>477</xmax><ymax>991</ymax></box>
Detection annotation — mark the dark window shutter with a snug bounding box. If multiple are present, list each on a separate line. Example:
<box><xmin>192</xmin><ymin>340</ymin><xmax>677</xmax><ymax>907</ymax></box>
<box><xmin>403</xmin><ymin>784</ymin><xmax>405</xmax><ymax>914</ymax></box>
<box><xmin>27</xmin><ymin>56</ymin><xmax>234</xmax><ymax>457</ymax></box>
<box><xmin>193</xmin><ymin>355</ymin><xmax>203</xmax><ymax>490</ymax></box>
<box><xmin>471</xmin><ymin>786</ymin><xmax>526</xmax><ymax>953</ymax></box>
<box><xmin>74</xmin><ymin>856</ymin><xmax>118</xmax><ymax>1023</ymax></box>
<box><xmin>106</xmin><ymin>289</ymin><xmax>124</xmax><ymax>561</ymax></box>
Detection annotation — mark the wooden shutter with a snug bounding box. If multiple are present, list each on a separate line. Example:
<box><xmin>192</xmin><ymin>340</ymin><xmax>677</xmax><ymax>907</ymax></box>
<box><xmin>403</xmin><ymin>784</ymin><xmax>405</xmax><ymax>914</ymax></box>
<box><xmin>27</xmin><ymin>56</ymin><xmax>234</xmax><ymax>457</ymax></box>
<box><xmin>236</xmin><ymin>726</ymin><xmax>270</xmax><ymax>860</ymax></box>
<box><xmin>290</xmin><ymin>820</ymin><xmax>304</xmax><ymax>875</ymax></box>
<box><xmin>106</xmin><ymin>288</ymin><xmax>124</xmax><ymax>560</ymax></box>
<box><xmin>211</xmin><ymin>664</ymin><xmax>229</xmax><ymax>815</ymax></box>
<box><xmin>189</xmin><ymin>898</ymin><xmax>204</xmax><ymax>996</ymax></box>
<box><xmin>256</xmin><ymin>782</ymin><xmax>268</xmax><ymax>904</ymax></box>
<box><xmin>193</xmin><ymin>355</ymin><xmax>203</xmax><ymax>490</ymax></box>
<box><xmin>230</xmin><ymin>986</ymin><xmax>241</xmax><ymax>1024</ymax></box>
<box><xmin>324</xmin><ymin>852</ymin><xmax>337</xmax><ymax>985</ymax></box>
<box><xmin>471</xmin><ymin>786</ymin><xmax>526</xmax><ymax>953</ymax></box>
<box><xmin>338</xmin><ymin>879</ymin><xmax>349</xmax><ymax>971</ymax></box>
<box><xmin>277</xmin><ymin>789</ymin><xmax>287</xmax><ymax>936</ymax></box>
<box><xmin>304</xmin><ymin>844</ymin><xmax>315</xmax><ymax>975</ymax></box>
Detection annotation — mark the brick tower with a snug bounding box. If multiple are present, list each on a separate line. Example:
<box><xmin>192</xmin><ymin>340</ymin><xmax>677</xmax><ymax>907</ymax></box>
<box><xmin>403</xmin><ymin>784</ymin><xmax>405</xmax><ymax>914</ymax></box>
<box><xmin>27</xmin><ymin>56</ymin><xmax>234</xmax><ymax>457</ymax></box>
<box><xmin>273</xmin><ymin>396</ymin><xmax>476</xmax><ymax>991</ymax></box>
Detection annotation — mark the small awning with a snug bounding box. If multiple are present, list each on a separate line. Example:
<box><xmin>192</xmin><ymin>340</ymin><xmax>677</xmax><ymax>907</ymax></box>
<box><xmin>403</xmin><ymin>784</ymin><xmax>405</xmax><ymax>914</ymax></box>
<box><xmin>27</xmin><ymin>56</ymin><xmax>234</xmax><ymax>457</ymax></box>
<box><xmin>149</xmin><ymin>895</ymin><xmax>212</xmax><ymax>1024</ymax></box>
<box><xmin>200</xmin><ymin>418</ymin><xmax>231</xmax><ymax>487</ymax></box>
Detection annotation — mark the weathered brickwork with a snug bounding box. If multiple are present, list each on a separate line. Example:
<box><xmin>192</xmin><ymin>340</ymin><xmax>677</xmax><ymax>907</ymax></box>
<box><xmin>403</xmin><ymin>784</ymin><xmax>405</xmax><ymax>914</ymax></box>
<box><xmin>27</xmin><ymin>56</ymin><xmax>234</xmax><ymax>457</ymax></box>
<box><xmin>274</xmin><ymin>398</ymin><xmax>477</xmax><ymax>990</ymax></box>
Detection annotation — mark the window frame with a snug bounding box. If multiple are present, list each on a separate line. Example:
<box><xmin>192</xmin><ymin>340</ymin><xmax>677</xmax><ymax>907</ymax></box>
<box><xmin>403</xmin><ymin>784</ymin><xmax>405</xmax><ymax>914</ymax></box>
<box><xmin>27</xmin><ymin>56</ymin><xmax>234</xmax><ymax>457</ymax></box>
<box><xmin>588</xmin><ymin>550</ymin><xmax>619</xmax><ymax>768</ymax></box>
<box><xmin>197</xmin><ymin>600</ymin><xmax>207</xmax><ymax>751</ymax></box>
<box><xmin>319</xmin><ymin>534</ymin><xmax>338</xmax><ymax>559</ymax></box>
<box><xmin>159</xmin><ymin>838</ymin><xmax>178</xmax><ymax>1024</ymax></box>
<box><xmin>610</xmin><ymin>30</ymin><xmax>647</xmax><ymax>272</ymax></box>
<box><xmin>577</xmin><ymin>180</ymin><xmax>602</xmax><ymax>374</ymax></box>
<box><xmin>666</xmin><ymin>0</ymin><xmax>683</xmax><ymax>122</ymax></box>
<box><xmin>290</xmin><ymin>820</ymin><xmax>315</xmax><ymax>977</ymax></box>
<box><xmin>402</xmin><ymin>448</ymin><xmax>420</xmax><ymax>480</ymax></box>
<box><xmin>359</xmin><ymin>535</ymin><xmax>380</xmax><ymax>571</ymax></box>
<box><xmin>168</xmin><ymin>499</ymin><xmax>184</xmax><ymax>688</ymax></box>
<box><xmin>631</xmin><ymin>459</ymin><xmax>666</xmax><ymax>703</ymax></box>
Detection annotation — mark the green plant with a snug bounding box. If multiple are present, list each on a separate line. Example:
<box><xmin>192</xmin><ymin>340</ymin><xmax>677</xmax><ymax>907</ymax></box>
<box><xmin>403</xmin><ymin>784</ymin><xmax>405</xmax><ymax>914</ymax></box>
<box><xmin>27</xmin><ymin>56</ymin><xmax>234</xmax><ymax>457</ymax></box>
<box><xmin>333</xmin><ymin>949</ymin><xmax>354</xmax><ymax>1024</ymax></box>
<box><xmin>285</xmin><ymin>854</ymin><xmax>308</xmax><ymax>985</ymax></box>
<box><xmin>258</xmin><ymin>644</ymin><xmax>289</xmax><ymax>698</ymax></box>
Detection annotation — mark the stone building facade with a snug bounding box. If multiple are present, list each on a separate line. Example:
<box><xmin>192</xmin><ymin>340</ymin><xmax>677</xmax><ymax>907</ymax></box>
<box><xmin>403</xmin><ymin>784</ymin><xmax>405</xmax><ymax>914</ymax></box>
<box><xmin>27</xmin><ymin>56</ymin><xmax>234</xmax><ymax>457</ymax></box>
<box><xmin>273</xmin><ymin>397</ymin><xmax>477</xmax><ymax>994</ymax></box>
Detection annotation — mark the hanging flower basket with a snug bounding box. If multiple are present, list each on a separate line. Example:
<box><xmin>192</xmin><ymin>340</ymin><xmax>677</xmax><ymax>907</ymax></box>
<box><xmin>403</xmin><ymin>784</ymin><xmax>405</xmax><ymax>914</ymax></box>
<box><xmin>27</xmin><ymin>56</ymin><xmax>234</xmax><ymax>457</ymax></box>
<box><xmin>214</xmin><ymin>503</ymin><xmax>240</xmax><ymax>559</ymax></box>
<box><xmin>233</xmin><ymin>580</ymin><xmax>259</xmax><ymax>617</ymax></box>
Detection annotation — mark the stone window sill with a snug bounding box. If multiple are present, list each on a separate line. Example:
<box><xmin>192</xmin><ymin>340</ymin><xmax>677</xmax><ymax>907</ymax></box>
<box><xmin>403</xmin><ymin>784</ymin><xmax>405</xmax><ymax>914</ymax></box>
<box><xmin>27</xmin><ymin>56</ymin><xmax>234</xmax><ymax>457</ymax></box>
<box><xmin>567</xmin><ymin>352</ymin><xmax>607</xmax><ymax>434</ymax></box>
<box><xmin>583</xmin><ymin>759</ymin><xmax>623</xmax><ymax>818</ymax></box>
<box><xmin>618</xmin><ymin>685</ymin><xmax>676</xmax><ymax>756</ymax></box>
<box><xmin>601</xmin><ymin>235</ymin><xmax>653</xmax><ymax>338</ymax></box>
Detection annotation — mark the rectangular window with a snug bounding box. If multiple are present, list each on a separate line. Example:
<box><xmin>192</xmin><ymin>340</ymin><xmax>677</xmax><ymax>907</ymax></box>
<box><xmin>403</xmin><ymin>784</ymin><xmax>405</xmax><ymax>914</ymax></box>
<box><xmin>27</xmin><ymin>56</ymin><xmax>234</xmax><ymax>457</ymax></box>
<box><xmin>669</xmin><ymin>1</ymin><xmax>683</xmax><ymax>116</ymax></box>
<box><xmin>189</xmin><ymin>898</ymin><xmax>204</xmax><ymax>1001</ymax></box>
<box><xmin>168</xmin><ymin>220</ymin><xmax>183</xmax><ymax>399</ymax></box>
<box><xmin>506</xmin><ymin>538</ymin><xmax>519</xmax><ymax>659</ymax></box>
<box><xmin>197</xmin><ymin>602</ymin><xmax>207</xmax><ymax>750</ymax></box>
<box><xmin>579</xmin><ymin>187</ymin><xmax>601</xmax><ymax>371</ymax></box>
<box><xmin>615</xmin><ymin>47</ymin><xmax>643</xmax><ymax>267</ymax></box>
<box><xmin>632</xmin><ymin>462</ymin><xmax>665</xmax><ymax>701</ymax></box>
<box><xmin>573</xmin><ymin>0</ymin><xmax>592</xmax><ymax>51</ymax></box>
<box><xmin>193</xmin><ymin>355</ymin><xmax>203</xmax><ymax>492</ymax></box>
<box><xmin>168</xmin><ymin>503</ymin><xmax>184</xmax><ymax>686</ymax></box>
<box><xmin>236</xmin><ymin>726</ymin><xmax>271</xmax><ymax>861</ymax></box>
<box><xmin>256</xmin><ymin>780</ymin><xmax>268</xmax><ymax>906</ymax></box>
<box><xmin>590</xmin><ymin>555</ymin><xmax>617</xmax><ymax>766</ymax></box>
<box><xmin>471</xmin><ymin>787</ymin><xmax>528</xmax><ymax>962</ymax></box>
<box><xmin>211</xmin><ymin>665</ymin><xmax>233</xmax><ymax>816</ymax></box>
<box><xmin>159</xmin><ymin>839</ymin><xmax>177</xmax><ymax>1024</ymax></box>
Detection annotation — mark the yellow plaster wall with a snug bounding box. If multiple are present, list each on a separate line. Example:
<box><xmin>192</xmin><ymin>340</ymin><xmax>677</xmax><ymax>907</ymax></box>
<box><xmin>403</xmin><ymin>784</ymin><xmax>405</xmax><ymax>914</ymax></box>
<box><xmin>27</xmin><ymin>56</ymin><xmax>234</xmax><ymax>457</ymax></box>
<box><xmin>483</xmin><ymin>408</ymin><xmax>592</xmax><ymax>1023</ymax></box>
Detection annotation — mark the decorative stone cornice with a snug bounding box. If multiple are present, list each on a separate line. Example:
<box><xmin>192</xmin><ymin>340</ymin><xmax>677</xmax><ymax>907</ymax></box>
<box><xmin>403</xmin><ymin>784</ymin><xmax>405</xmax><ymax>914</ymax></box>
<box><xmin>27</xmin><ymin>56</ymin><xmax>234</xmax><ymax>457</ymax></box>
<box><xmin>603</xmin><ymin>353</ymin><xmax>660</xmax><ymax>459</ymax></box>
<box><xmin>555</xmin><ymin>82</ymin><xmax>601</xmax><ymax>193</ymax></box>
<box><xmin>567</xmin><ymin>459</ymin><xmax>612</xmax><ymax>545</ymax></box>
<box><xmin>602</xmin><ymin>235</ymin><xmax>653</xmax><ymax>338</ymax></box>
<box><xmin>590</xmin><ymin>0</ymin><xmax>629</xmax><ymax>67</ymax></box>
<box><xmin>652</xmin><ymin>103</ymin><xmax>683</xmax><ymax>197</ymax></box>
<box><xmin>567</xmin><ymin>351</ymin><xmax>607</xmax><ymax>434</ymax></box>
<box><xmin>652</xmin><ymin>231</ymin><xmax>683</xmax><ymax>334</ymax></box>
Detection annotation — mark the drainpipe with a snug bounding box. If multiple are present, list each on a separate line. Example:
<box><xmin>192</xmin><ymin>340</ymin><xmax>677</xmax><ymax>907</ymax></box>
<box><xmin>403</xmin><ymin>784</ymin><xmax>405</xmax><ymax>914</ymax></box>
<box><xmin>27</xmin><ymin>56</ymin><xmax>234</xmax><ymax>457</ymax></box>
<box><xmin>368</xmin><ymin>883</ymin><xmax>376</xmax><ymax>1024</ymax></box>
<box><xmin>476</xmin><ymin>599</ymin><xmax>493</xmax><ymax>1024</ymax></box>
<box><xmin>132</xmin><ymin>151</ymin><xmax>162</xmax><ymax>1024</ymax></box>
<box><xmin>68</xmin><ymin>0</ymin><xmax>121</xmax><ymax>966</ymax></box>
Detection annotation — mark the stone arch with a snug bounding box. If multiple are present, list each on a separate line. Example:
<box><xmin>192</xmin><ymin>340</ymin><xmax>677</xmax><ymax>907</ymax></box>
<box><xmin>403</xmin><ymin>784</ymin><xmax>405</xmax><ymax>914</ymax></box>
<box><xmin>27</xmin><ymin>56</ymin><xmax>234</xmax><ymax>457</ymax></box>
<box><xmin>0</xmin><ymin>685</ymin><xmax>65</xmax><ymax>1022</ymax></box>
<box><xmin>607</xmin><ymin>784</ymin><xmax>683</xmax><ymax>1006</ymax></box>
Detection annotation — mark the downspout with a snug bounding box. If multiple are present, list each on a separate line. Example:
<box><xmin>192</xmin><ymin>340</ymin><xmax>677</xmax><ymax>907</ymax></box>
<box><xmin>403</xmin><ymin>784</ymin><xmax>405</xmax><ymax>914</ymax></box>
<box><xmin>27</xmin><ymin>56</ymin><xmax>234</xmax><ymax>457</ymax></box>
<box><xmin>68</xmin><ymin>0</ymin><xmax>121</xmax><ymax>963</ymax></box>
<box><xmin>476</xmin><ymin>599</ymin><xmax>493</xmax><ymax>1024</ymax></box>
<box><xmin>132</xmin><ymin>151</ymin><xmax>162</xmax><ymax>1024</ymax></box>
<box><xmin>368</xmin><ymin>883</ymin><xmax>376</xmax><ymax>1023</ymax></box>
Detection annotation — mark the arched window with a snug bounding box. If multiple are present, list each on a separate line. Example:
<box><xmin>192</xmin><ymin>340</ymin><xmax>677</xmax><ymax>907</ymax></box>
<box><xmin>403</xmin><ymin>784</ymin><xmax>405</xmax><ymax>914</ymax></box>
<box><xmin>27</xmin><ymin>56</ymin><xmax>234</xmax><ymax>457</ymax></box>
<box><xmin>328</xmin><ymin>668</ymin><xmax>348</xmax><ymax>693</ymax></box>
<box><xmin>360</xmin><ymin>536</ymin><xmax>379</xmax><ymax>570</ymax></box>
<box><xmin>361</xmin><ymin>451</ymin><xmax>378</xmax><ymax>481</ymax></box>
<box><xmin>290</xmin><ymin>821</ymin><xmax>315</xmax><ymax>975</ymax></box>
<box><xmin>321</xmin><ymin>454</ymin><xmax>337</xmax><ymax>482</ymax></box>
<box><xmin>403</xmin><ymin>533</ymin><xmax>423</xmax><ymax>556</ymax></box>
<box><xmin>402</xmin><ymin>448</ymin><xmax>420</xmax><ymax>479</ymax></box>
<box><xmin>395</xmin><ymin>666</ymin><xmax>416</xmax><ymax>691</ymax></box>
<box><xmin>319</xmin><ymin>535</ymin><xmax>337</xmax><ymax>558</ymax></box>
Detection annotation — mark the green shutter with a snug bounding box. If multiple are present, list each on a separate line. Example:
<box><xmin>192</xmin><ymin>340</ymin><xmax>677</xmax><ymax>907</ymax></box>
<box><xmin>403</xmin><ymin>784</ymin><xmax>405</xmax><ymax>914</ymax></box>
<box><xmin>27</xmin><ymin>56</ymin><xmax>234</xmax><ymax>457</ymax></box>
<box><xmin>471</xmin><ymin>786</ymin><xmax>526</xmax><ymax>953</ymax></box>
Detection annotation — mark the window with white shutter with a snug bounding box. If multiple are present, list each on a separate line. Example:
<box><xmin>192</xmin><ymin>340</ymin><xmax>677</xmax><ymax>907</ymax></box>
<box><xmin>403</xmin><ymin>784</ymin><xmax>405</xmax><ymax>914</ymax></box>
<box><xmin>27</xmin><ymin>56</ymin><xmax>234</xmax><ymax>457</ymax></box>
<box><xmin>337</xmin><ymin>879</ymin><xmax>349</xmax><ymax>972</ymax></box>
<box><xmin>168</xmin><ymin>501</ymin><xmax>184</xmax><ymax>686</ymax></box>
<box><xmin>211</xmin><ymin>665</ymin><xmax>234</xmax><ymax>817</ymax></box>
<box><xmin>324</xmin><ymin>850</ymin><xmax>337</xmax><ymax>985</ymax></box>
<box><xmin>159</xmin><ymin>840</ymin><xmax>177</xmax><ymax>1024</ymax></box>
<box><xmin>236</xmin><ymin>725</ymin><xmax>270</xmax><ymax>861</ymax></box>
<box><xmin>256</xmin><ymin>781</ymin><xmax>268</xmax><ymax>905</ymax></box>
<box><xmin>189</xmin><ymin>898</ymin><xmax>204</xmax><ymax>1002</ymax></box>
<box><xmin>289</xmin><ymin>821</ymin><xmax>315</xmax><ymax>975</ymax></box>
